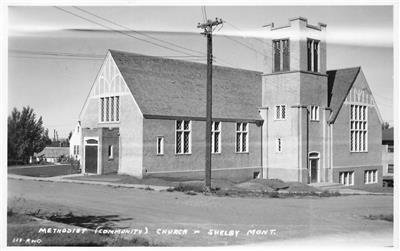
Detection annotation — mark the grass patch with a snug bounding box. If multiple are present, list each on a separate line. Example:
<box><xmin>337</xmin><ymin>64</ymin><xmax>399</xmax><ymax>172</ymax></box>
<box><xmin>8</xmin><ymin>165</ymin><xmax>80</xmax><ymax>177</ymax></box>
<box><xmin>364</xmin><ymin>214</ymin><xmax>393</xmax><ymax>222</ymax></box>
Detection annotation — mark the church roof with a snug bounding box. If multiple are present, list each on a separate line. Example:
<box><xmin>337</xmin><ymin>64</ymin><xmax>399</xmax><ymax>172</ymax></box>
<box><xmin>327</xmin><ymin>67</ymin><xmax>361</xmax><ymax>124</ymax></box>
<box><xmin>109</xmin><ymin>50</ymin><xmax>263</xmax><ymax>122</ymax></box>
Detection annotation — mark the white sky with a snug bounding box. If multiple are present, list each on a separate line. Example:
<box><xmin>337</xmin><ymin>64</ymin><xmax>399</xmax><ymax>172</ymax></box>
<box><xmin>7</xmin><ymin>5</ymin><xmax>394</xmax><ymax>137</ymax></box>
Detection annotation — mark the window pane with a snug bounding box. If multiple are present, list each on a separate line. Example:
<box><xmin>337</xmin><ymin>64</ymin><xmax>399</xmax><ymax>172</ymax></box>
<box><xmin>100</xmin><ymin>98</ymin><xmax>105</xmax><ymax>122</ymax></box>
<box><xmin>176</xmin><ymin>120</ymin><xmax>182</xmax><ymax>130</ymax></box>
<box><xmin>236</xmin><ymin>123</ymin><xmax>241</xmax><ymax>131</ymax></box>
<box><xmin>313</xmin><ymin>41</ymin><xmax>319</xmax><ymax>72</ymax></box>
<box><xmin>105</xmin><ymin>97</ymin><xmax>109</xmax><ymax>121</ymax></box>
<box><xmin>276</xmin><ymin>106</ymin><xmax>280</xmax><ymax>119</ymax></box>
<box><xmin>282</xmin><ymin>39</ymin><xmax>290</xmax><ymax>71</ymax></box>
<box><xmin>388</xmin><ymin>164</ymin><xmax>394</xmax><ymax>173</ymax></box>
<box><xmin>242</xmin><ymin>133</ymin><xmax>247</xmax><ymax>152</ymax></box>
<box><xmin>273</xmin><ymin>41</ymin><xmax>281</xmax><ymax>72</ymax></box>
<box><xmin>184</xmin><ymin>121</ymin><xmax>190</xmax><ymax>130</ymax></box>
<box><xmin>281</xmin><ymin>105</ymin><xmax>286</xmax><ymax>119</ymax></box>
<box><xmin>176</xmin><ymin>132</ymin><xmax>182</xmax><ymax>153</ymax></box>
<box><xmin>110</xmin><ymin>97</ymin><xmax>114</xmax><ymax>121</ymax></box>
<box><xmin>307</xmin><ymin>40</ymin><xmax>312</xmax><ymax>71</ymax></box>
<box><xmin>115</xmin><ymin>96</ymin><xmax>120</xmax><ymax>121</ymax></box>
<box><xmin>215</xmin><ymin>132</ymin><xmax>220</xmax><ymax>153</ymax></box>
<box><xmin>236</xmin><ymin>133</ymin><xmax>241</xmax><ymax>152</ymax></box>
<box><xmin>183</xmin><ymin>131</ymin><xmax>190</xmax><ymax>153</ymax></box>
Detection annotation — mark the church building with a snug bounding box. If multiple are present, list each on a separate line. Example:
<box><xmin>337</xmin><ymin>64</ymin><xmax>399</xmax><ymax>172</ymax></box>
<box><xmin>77</xmin><ymin>17</ymin><xmax>383</xmax><ymax>188</ymax></box>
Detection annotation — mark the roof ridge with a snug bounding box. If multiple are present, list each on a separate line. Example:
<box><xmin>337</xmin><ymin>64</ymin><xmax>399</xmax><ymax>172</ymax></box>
<box><xmin>326</xmin><ymin>66</ymin><xmax>361</xmax><ymax>72</ymax></box>
<box><xmin>108</xmin><ymin>49</ymin><xmax>262</xmax><ymax>74</ymax></box>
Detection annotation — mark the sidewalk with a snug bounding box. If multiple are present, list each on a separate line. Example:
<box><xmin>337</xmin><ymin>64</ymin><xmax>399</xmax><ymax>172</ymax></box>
<box><xmin>310</xmin><ymin>182</ymin><xmax>392</xmax><ymax>195</ymax></box>
<box><xmin>7</xmin><ymin>173</ymin><xmax>173</xmax><ymax>191</ymax></box>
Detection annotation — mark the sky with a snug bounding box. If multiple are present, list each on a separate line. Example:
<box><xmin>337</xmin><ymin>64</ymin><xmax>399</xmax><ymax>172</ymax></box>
<box><xmin>7</xmin><ymin>5</ymin><xmax>394</xmax><ymax>137</ymax></box>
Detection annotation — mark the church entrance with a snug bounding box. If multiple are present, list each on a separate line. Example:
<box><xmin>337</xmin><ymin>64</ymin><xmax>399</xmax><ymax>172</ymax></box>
<box><xmin>309</xmin><ymin>152</ymin><xmax>320</xmax><ymax>183</ymax></box>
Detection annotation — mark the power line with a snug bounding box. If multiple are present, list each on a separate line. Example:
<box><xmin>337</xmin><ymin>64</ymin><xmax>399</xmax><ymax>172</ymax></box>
<box><xmin>54</xmin><ymin>6</ymin><xmax>203</xmax><ymax>58</ymax></box>
<box><xmin>73</xmin><ymin>6</ymin><xmax>207</xmax><ymax>57</ymax></box>
<box><xmin>9</xmin><ymin>49</ymin><xmax>207</xmax><ymax>61</ymax></box>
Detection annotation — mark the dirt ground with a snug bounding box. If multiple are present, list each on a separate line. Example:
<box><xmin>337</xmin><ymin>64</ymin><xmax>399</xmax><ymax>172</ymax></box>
<box><xmin>7</xmin><ymin>178</ymin><xmax>393</xmax><ymax>246</ymax></box>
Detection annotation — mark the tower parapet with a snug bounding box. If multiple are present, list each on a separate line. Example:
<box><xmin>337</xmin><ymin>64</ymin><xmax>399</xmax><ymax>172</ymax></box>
<box><xmin>262</xmin><ymin>17</ymin><xmax>327</xmax><ymax>74</ymax></box>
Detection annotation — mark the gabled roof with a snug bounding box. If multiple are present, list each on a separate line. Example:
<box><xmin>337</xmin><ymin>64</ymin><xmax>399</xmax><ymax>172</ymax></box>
<box><xmin>109</xmin><ymin>50</ymin><xmax>262</xmax><ymax>121</ymax></box>
<box><xmin>382</xmin><ymin>127</ymin><xmax>394</xmax><ymax>142</ymax></box>
<box><xmin>327</xmin><ymin>67</ymin><xmax>361</xmax><ymax>123</ymax></box>
<box><xmin>35</xmin><ymin>147</ymin><xmax>69</xmax><ymax>158</ymax></box>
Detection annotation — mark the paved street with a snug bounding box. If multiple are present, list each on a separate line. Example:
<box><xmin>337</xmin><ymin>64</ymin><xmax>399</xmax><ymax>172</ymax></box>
<box><xmin>8</xmin><ymin>178</ymin><xmax>393</xmax><ymax>246</ymax></box>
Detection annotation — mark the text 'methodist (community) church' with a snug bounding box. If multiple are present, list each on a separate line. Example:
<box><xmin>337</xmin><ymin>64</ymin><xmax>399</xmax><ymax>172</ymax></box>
<box><xmin>74</xmin><ymin>17</ymin><xmax>383</xmax><ymax>188</ymax></box>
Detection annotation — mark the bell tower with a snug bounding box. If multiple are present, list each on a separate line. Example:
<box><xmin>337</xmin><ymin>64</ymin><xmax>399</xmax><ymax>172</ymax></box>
<box><xmin>260</xmin><ymin>17</ymin><xmax>330</xmax><ymax>184</ymax></box>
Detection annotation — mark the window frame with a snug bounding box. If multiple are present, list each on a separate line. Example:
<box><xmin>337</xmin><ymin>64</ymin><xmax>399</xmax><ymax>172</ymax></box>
<box><xmin>274</xmin><ymin>104</ymin><xmax>287</xmax><ymax>120</ymax></box>
<box><xmin>349</xmin><ymin>104</ymin><xmax>368</xmax><ymax>153</ymax></box>
<box><xmin>306</xmin><ymin>38</ymin><xmax>320</xmax><ymax>73</ymax></box>
<box><xmin>108</xmin><ymin>145</ymin><xmax>114</xmax><ymax>160</ymax></box>
<box><xmin>388</xmin><ymin>164</ymin><xmax>394</xmax><ymax>174</ymax></box>
<box><xmin>211</xmin><ymin>121</ymin><xmax>222</xmax><ymax>154</ymax></box>
<box><xmin>309</xmin><ymin>105</ymin><xmax>320</xmax><ymax>121</ymax></box>
<box><xmin>276</xmin><ymin>138</ymin><xmax>282</xmax><ymax>153</ymax></box>
<box><xmin>364</xmin><ymin>170</ymin><xmax>378</xmax><ymax>184</ymax></box>
<box><xmin>235</xmin><ymin>122</ymin><xmax>249</xmax><ymax>153</ymax></box>
<box><xmin>156</xmin><ymin>136</ymin><xmax>164</xmax><ymax>155</ymax></box>
<box><xmin>272</xmin><ymin>38</ymin><xmax>290</xmax><ymax>73</ymax></box>
<box><xmin>339</xmin><ymin>171</ymin><xmax>354</xmax><ymax>186</ymax></box>
<box><xmin>175</xmin><ymin>120</ymin><xmax>192</xmax><ymax>155</ymax></box>
<box><xmin>99</xmin><ymin>95</ymin><xmax>121</xmax><ymax>123</ymax></box>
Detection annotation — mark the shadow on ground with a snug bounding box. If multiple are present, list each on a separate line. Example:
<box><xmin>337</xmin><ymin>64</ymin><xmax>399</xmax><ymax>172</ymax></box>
<box><xmin>27</xmin><ymin>211</ymin><xmax>133</xmax><ymax>229</ymax></box>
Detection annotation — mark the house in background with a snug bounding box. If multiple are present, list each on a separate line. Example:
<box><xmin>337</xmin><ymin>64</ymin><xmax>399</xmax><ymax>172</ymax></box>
<box><xmin>69</xmin><ymin>122</ymin><xmax>81</xmax><ymax>160</ymax></box>
<box><xmin>382</xmin><ymin>127</ymin><xmax>394</xmax><ymax>187</ymax></box>
<box><xmin>75</xmin><ymin>17</ymin><xmax>384</xmax><ymax>188</ymax></box>
<box><xmin>35</xmin><ymin>147</ymin><xmax>70</xmax><ymax>163</ymax></box>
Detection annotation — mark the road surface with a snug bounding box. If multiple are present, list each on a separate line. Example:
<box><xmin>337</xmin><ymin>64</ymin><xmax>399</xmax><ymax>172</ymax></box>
<box><xmin>8</xmin><ymin>178</ymin><xmax>393</xmax><ymax>246</ymax></box>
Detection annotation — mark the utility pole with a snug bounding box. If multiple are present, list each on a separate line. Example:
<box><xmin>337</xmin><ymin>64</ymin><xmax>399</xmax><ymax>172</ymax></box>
<box><xmin>197</xmin><ymin>18</ymin><xmax>223</xmax><ymax>190</ymax></box>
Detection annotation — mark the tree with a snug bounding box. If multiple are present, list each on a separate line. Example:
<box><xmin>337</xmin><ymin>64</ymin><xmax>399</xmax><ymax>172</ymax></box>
<box><xmin>8</xmin><ymin>106</ymin><xmax>52</xmax><ymax>164</ymax></box>
<box><xmin>382</xmin><ymin>121</ymin><xmax>391</xmax><ymax>130</ymax></box>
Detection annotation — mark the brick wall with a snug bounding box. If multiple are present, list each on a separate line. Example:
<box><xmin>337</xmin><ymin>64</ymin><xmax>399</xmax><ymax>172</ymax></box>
<box><xmin>142</xmin><ymin>118</ymin><xmax>262</xmax><ymax>181</ymax></box>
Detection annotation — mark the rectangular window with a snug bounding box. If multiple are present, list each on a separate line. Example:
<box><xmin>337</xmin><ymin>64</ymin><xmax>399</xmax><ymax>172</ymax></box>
<box><xmin>276</xmin><ymin>138</ymin><xmax>282</xmax><ymax>152</ymax></box>
<box><xmin>364</xmin><ymin>170</ymin><xmax>378</xmax><ymax>184</ymax></box>
<box><xmin>108</xmin><ymin>145</ymin><xmax>114</xmax><ymax>159</ymax></box>
<box><xmin>275</xmin><ymin>105</ymin><xmax>286</xmax><ymax>120</ymax></box>
<box><xmin>388</xmin><ymin>145</ymin><xmax>394</xmax><ymax>153</ymax></box>
<box><xmin>310</xmin><ymin>105</ymin><xmax>319</xmax><ymax>121</ymax></box>
<box><xmin>236</xmin><ymin>122</ymin><xmax>248</xmax><ymax>153</ymax></box>
<box><xmin>176</xmin><ymin>120</ymin><xmax>191</xmax><ymax>154</ymax></box>
<box><xmin>350</xmin><ymin>105</ymin><xmax>368</xmax><ymax>152</ymax></box>
<box><xmin>99</xmin><ymin>96</ymin><xmax>120</xmax><ymax>123</ymax></box>
<box><xmin>307</xmin><ymin>39</ymin><xmax>320</xmax><ymax>72</ymax></box>
<box><xmin>388</xmin><ymin>164</ymin><xmax>394</xmax><ymax>174</ymax></box>
<box><xmin>156</xmin><ymin>136</ymin><xmax>164</xmax><ymax>155</ymax></box>
<box><xmin>212</xmin><ymin>121</ymin><xmax>221</xmax><ymax>154</ymax></box>
<box><xmin>339</xmin><ymin>171</ymin><xmax>354</xmax><ymax>186</ymax></box>
<box><xmin>273</xmin><ymin>39</ymin><xmax>290</xmax><ymax>72</ymax></box>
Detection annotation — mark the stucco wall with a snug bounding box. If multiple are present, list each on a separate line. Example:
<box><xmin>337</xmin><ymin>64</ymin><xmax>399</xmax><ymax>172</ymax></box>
<box><xmin>142</xmin><ymin>118</ymin><xmax>262</xmax><ymax>181</ymax></box>
<box><xmin>262</xmin><ymin>73</ymin><xmax>300</xmax><ymax>181</ymax></box>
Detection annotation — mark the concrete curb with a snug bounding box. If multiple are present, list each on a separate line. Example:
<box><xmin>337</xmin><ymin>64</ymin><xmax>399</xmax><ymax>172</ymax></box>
<box><xmin>7</xmin><ymin>174</ymin><xmax>173</xmax><ymax>192</ymax></box>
